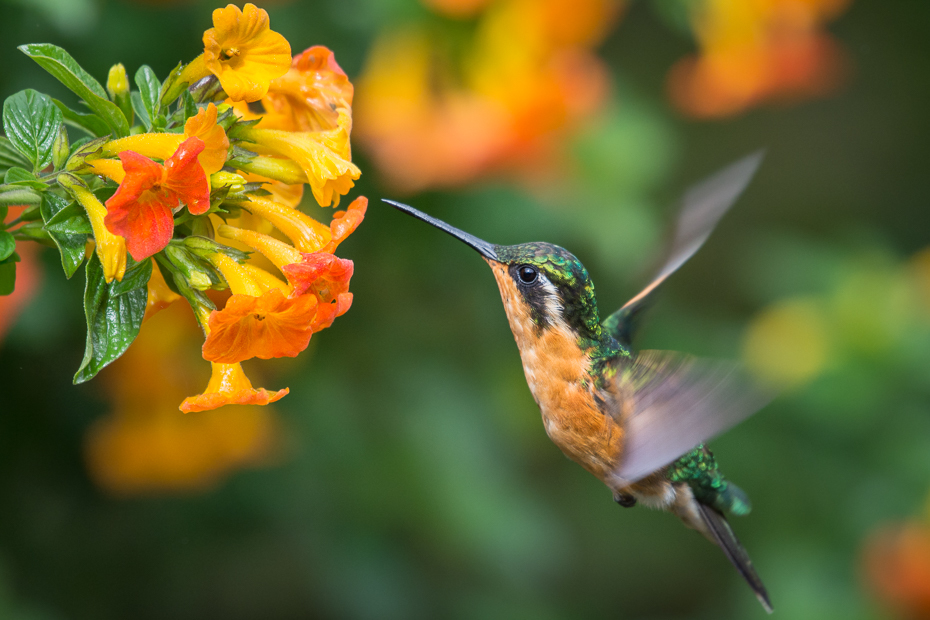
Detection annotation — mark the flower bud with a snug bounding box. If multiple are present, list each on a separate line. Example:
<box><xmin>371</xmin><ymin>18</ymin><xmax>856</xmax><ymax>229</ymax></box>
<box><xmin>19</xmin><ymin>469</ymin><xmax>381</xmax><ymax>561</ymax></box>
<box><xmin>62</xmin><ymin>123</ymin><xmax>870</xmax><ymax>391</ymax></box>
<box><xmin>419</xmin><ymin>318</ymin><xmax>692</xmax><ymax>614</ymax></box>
<box><xmin>107</xmin><ymin>63</ymin><xmax>133</xmax><ymax>124</ymax></box>
<box><xmin>52</xmin><ymin>124</ymin><xmax>69</xmax><ymax>171</ymax></box>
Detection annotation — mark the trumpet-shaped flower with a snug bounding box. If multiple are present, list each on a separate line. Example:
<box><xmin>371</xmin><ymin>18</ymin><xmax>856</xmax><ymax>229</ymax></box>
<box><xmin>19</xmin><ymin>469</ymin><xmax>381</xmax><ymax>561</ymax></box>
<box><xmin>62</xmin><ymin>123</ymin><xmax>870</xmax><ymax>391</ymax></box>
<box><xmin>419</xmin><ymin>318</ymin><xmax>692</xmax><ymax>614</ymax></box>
<box><xmin>102</xmin><ymin>104</ymin><xmax>230</xmax><ymax>175</ymax></box>
<box><xmin>70</xmin><ymin>185</ymin><xmax>127</xmax><ymax>283</ymax></box>
<box><xmin>203</xmin><ymin>3</ymin><xmax>292</xmax><ymax>102</ymax></box>
<box><xmin>105</xmin><ymin>137</ymin><xmax>211</xmax><ymax>261</ymax></box>
<box><xmin>217</xmin><ymin>224</ymin><xmax>354</xmax><ymax>300</ymax></box>
<box><xmin>238</xmin><ymin>195</ymin><xmax>332</xmax><ymax>252</ymax></box>
<box><xmin>238</xmin><ymin>110</ymin><xmax>360</xmax><ymax>207</ymax></box>
<box><xmin>181</xmin><ymin>361</ymin><xmax>288</xmax><ymax>412</ymax></box>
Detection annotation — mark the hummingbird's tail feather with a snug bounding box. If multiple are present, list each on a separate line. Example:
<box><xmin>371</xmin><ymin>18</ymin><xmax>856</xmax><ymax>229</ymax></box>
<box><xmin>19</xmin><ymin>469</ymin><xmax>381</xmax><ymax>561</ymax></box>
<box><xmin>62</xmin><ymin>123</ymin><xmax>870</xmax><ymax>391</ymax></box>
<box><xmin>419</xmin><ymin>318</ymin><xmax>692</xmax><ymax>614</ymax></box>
<box><xmin>697</xmin><ymin>502</ymin><xmax>773</xmax><ymax>614</ymax></box>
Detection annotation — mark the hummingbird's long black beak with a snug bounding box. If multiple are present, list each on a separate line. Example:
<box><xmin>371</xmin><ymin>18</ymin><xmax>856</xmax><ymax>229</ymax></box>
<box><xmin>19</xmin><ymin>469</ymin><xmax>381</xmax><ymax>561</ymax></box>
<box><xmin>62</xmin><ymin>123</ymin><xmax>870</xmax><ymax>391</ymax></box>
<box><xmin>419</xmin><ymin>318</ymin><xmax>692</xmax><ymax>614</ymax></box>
<box><xmin>382</xmin><ymin>199</ymin><xmax>499</xmax><ymax>261</ymax></box>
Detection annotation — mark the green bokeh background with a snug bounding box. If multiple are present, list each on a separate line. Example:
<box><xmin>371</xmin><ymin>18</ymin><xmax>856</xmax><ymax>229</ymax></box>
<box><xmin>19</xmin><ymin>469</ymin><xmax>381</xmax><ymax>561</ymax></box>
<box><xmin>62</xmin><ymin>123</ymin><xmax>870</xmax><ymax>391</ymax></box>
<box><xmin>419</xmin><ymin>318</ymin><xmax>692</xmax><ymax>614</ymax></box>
<box><xmin>2</xmin><ymin>1</ymin><xmax>930</xmax><ymax>618</ymax></box>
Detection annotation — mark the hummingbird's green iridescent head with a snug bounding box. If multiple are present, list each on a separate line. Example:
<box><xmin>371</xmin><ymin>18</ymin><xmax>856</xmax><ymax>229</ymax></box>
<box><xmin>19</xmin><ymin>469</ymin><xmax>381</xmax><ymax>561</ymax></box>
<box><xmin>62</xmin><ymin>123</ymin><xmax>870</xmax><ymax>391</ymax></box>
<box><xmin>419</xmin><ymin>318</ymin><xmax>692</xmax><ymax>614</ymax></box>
<box><xmin>383</xmin><ymin>200</ymin><xmax>602</xmax><ymax>341</ymax></box>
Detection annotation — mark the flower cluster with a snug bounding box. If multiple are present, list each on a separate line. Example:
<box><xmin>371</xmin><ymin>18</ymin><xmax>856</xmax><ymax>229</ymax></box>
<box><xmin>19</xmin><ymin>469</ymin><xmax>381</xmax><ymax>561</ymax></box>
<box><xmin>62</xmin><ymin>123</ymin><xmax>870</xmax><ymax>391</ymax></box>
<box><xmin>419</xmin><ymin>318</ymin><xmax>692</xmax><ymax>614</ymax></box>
<box><xmin>354</xmin><ymin>0</ymin><xmax>622</xmax><ymax>193</ymax></box>
<box><xmin>0</xmin><ymin>3</ymin><xmax>365</xmax><ymax>411</ymax></box>
<box><xmin>667</xmin><ymin>0</ymin><xmax>852</xmax><ymax>118</ymax></box>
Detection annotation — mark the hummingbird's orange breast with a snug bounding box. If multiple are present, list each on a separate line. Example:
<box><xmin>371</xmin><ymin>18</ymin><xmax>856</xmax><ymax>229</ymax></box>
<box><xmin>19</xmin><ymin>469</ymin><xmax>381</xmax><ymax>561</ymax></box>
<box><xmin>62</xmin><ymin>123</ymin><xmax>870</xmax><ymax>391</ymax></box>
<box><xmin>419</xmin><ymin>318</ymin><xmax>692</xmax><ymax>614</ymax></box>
<box><xmin>489</xmin><ymin>263</ymin><xmax>626</xmax><ymax>481</ymax></box>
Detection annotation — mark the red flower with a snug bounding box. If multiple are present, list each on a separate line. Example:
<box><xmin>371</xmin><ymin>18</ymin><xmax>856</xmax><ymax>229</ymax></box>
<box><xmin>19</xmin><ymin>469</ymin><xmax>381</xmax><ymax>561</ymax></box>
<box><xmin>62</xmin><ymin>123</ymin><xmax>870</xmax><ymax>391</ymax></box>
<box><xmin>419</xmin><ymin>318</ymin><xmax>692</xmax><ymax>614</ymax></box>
<box><xmin>104</xmin><ymin>137</ymin><xmax>211</xmax><ymax>260</ymax></box>
<box><xmin>281</xmin><ymin>252</ymin><xmax>353</xmax><ymax>301</ymax></box>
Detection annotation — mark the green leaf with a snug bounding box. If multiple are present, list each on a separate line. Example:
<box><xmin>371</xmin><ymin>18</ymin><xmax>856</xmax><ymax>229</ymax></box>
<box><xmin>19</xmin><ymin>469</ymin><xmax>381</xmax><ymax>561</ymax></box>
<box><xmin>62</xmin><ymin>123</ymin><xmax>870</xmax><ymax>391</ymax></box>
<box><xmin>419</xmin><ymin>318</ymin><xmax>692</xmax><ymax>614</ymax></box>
<box><xmin>40</xmin><ymin>193</ymin><xmax>87</xmax><ymax>278</ymax></box>
<box><xmin>3</xmin><ymin>167</ymin><xmax>47</xmax><ymax>190</ymax></box>
<box><xmin>0</xmin><ymin>136</ymin><xmax>30</xmax><ymax>176</ymax></box>
<box><xmin>134</xmin><ymin>65</ymin><xmax>161</xmax><ymax>128</ymax></box>
<box><xmin>0</xmin><ymin>231</ymin><xmax>14</xmax><ymax>260</ymax></box>
<box><xmin>2</xmin><ymin>89</ymin><xmax>63</xmax><ymax>173</ymax></box>
<box><xmin>0</xmin><ymin>259</ymin><xmax>14</xmax><ymax>295</ymax></box>
<box><xmin>19</xmin><ymin>44</ymin><xmax>130</xmax><ymax>138</ymax></box>
<box><xmin>74</xmin><ymin>254</ymin><xmax>151</xmax><ymax>384</ymax></box>
<box><xmin>53</xmin><ymin>98</ymin><xmax>110</xmax><ymax>137</ymax></box>
<box><xmin>130</xmin><ymin>92</ymin><xmax>152</xmax><ymax>132</ymax></box>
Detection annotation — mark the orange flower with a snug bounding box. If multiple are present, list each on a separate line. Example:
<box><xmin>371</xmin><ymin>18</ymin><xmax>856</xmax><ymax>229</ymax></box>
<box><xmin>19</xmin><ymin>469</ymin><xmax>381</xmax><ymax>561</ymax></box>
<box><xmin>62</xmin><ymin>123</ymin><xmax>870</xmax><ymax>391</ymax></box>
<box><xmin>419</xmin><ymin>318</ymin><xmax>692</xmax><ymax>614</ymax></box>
<box><xmin>203</xmin><ymin>3</ymin><xmax>292</xmax><ymax>102</ymax></box>
<box><xmin>85</xmin><ymin>302</ymin><xmax>282</xmax><ymax>493</ymax></box>
<box><xmin>181</xmin><ymin>361</ymin><xmax>288</xmax><ymax>412</ymax></box>
<box><xmin>101</xmin><ymin>103</ymin><xmax>229</xmax><ymax>175</ymax></box>
<box><xmin>667</xmin><ymin>0</ymin><xmax>850</xmax><ymax>118</ymax></box>
<box><xmin>202</xmin><ymin>288</ymin><xmax>318</xmax><ymax>363</ymax></box>
<box><xmin>281</xmin><ymin>252</ymin><xmax>353</xmax><ymax>302</ymax></box>
<box><xmin>0</xmin><ymin>213</ymin><xmax>42</xmax><ymax>344</ymax></box>
<box><xmin>323</xmin><ymin>195</ymin><xmax>367</xmax><ymax>253</ymax></box>
<box><xmin>862</xmin><ymin>522</ymin><xmax>930</xmax><ymax>618</ymax></box>
<box><xmin>262</xmin><ymin>46</ymin><xmax>354</xmax><ymax>132</ymax></box>
<box><xmin>354</xmin><ymin>0</ymin><xmax>616</xmax><ymax>192</ymax></box>
<box><xmin>310</xmin><ymin>292</ymin><xmax>353</xmax><ymax>332</ymax></box>
<box><xmin>104</xmin><ymin>137</ymin><xmax>210</xmax><ymax>261</ymax></box>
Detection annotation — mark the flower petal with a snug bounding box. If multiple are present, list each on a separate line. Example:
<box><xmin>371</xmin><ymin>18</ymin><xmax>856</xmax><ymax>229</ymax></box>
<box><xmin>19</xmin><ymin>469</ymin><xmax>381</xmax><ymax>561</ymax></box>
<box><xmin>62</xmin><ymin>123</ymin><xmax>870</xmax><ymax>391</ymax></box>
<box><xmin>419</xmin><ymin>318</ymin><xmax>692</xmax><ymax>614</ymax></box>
<box><xmin>202</xmin><ymin>288</ymin><xmax>319</xmax><ymax>363</ymax></box>
<box><xmin>181</xmin><ymin>362</ymin><xmax>288</xmax><ymax>412</ymax></box>
<box><xmin>164</xmin><ymin>136</ymin><xmax>211</xmax><ymax>215</ymax></box>
<box><xmin>184</xmin><ymin>103</ymin><xmax>230</xmax><ymax>175</ymax></box>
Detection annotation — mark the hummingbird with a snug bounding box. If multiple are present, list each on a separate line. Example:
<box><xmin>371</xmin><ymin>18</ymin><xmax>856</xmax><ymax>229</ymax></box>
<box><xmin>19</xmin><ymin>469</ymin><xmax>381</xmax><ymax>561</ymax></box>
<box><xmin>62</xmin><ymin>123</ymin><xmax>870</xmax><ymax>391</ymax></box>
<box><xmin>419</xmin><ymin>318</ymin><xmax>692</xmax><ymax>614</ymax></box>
<box><xmin>384</xmin><ymin>152</ymin><xmax>773</xmax><ymax>613</ymax></box>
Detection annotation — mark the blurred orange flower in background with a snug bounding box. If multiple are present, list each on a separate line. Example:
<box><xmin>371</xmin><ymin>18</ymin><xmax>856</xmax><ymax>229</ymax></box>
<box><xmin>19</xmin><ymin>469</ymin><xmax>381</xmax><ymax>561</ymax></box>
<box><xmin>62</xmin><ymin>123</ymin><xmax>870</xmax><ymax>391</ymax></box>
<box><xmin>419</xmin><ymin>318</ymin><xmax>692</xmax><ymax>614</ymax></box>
<box><xmin>668</xmin><ymin>0</ymin><xmax>852</xmax><ymax>118</ymax></box>
<box><xmin>0</xmin><ymin>208</ymin><xmax>41</xmax><ymax>343</ymax></box>
<box><xmin>862</xmin><ymin>518</ymin><xmax>930</xmax><ymax>619</ymax></box>
<box><xmin>86</xmin><ymin>302</ymin><xmax>282</xmax><ymax>494</ymax></box>
<box><xmin>354</xmin><ymin>0</ymin><xmax>623</xmax><ymax>193</ymax></box>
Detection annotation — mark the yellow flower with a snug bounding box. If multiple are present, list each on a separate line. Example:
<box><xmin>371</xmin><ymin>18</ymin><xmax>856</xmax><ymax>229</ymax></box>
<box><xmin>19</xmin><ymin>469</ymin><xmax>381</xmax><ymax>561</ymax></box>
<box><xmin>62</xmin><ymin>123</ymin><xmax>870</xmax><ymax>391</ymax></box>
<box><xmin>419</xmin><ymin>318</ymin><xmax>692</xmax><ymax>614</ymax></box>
<box><xmin>70</xmin><ymin>185</ymin><xmax>127</xmax><ymax>283</ymax></box>
<box><xmin>238</xmin><ymin>109</ymin><xmax>360</xmax><ymax>207</ymax></box>
<box><xmin>203</xmin><ymin>3</ymin><xmax>292</xmax><ymax>103</ymax></box>
<box><xmin>234</xmin><ymin>195</ymin><xmax>332</xmax><ymax>252</ymax></box>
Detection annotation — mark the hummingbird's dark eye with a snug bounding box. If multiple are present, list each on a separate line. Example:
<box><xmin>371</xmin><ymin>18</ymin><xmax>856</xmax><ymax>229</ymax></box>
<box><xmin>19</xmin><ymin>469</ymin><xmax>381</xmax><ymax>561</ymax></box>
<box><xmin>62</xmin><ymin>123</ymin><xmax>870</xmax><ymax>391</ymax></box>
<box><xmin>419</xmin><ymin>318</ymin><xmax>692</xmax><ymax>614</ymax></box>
<box><xmin>517</xmin><ymin>265</ymin><xmax>538</xmax><ymax>284</ymax></box>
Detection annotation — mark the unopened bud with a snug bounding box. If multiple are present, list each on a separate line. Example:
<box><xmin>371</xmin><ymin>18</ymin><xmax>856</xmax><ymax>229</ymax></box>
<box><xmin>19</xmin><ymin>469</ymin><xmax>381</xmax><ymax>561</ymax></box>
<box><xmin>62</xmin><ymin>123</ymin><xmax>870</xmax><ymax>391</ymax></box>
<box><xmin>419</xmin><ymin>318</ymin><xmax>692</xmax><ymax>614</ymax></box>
<box><xmin>52</xmin><ymin>125</ymin><xmax>69</xmax><ymax>171</ymax></box>
<box><xmin>210</xmin><ymin>171</ymin><xmax>246</xmax><ymax>192</ymax></box>
<box><xmin>107</xmin><ymin>63</ymin><xmax>133</xmax><ymax>124</ymax></box>
<box><xmin>64</xmin><ymin>137</ymin><xmax>108</xmax><ymax>172</ymax></box>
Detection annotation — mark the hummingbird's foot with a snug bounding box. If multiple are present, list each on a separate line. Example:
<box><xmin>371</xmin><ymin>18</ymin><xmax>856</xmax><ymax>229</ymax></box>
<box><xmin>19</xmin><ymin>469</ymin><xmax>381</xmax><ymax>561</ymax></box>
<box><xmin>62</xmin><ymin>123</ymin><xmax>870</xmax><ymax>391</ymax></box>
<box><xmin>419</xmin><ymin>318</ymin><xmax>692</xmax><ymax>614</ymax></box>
<box><xmin>614</xmin><ymin>492</ymin><xmax>637</xmax><ymax>508</ymax></box>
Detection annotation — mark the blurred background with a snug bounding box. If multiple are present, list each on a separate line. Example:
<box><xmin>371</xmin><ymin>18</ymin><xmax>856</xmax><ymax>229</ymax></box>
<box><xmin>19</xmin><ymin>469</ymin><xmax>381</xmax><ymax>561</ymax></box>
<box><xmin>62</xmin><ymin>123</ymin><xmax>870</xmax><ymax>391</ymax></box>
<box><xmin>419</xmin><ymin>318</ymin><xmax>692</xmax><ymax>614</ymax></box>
<box><xmin>2</xmin><ymin>0</ymin><xmax>930</xmax><ymax>618</ymax></box>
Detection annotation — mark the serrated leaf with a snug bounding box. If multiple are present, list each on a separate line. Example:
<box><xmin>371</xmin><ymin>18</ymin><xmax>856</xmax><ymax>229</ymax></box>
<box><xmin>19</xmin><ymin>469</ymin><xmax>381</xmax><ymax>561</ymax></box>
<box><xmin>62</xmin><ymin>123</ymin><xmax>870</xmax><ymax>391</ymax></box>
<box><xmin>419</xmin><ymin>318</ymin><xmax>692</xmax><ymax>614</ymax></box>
<box><xmin>134</xmin><ymin>65</ymin><xmax>161</xmax><ymax>127</ymax></box>
<box><xmin>130</xmin><ymin>91</ymin><xmax>152</xmax><ymax>131</ymax></box>
<box><xmin>0</xmin><ymin>260</ymin><xmax>14</xmax><ymax>295</ymax></box>
<box><xmin>19</xmin><ymin>44</ymin><xmax>130</xmax><ymax>138</ymax></box>
<box><xmin>40</xmin><ymin>193</ymin><xmax>87</xmax><ymax>277</ymax></box>
<box><xmin>53</xmin><ymin>98</ymin><xmax>110</xmax><ymax>137</ymax></box>
<box><xmin>74</xmin><ymin>254</ymin><xmax>151</xmax><ymax>384</ymax></box>
<box><xmin>2</xmin><ymin>89</ymin><xmax>63</xmax><ymax>173</ymax></box>
<box><xmin>0</xmin><ymin>231</ymin><xmax>14</xmax><ymax>261</ymax></box>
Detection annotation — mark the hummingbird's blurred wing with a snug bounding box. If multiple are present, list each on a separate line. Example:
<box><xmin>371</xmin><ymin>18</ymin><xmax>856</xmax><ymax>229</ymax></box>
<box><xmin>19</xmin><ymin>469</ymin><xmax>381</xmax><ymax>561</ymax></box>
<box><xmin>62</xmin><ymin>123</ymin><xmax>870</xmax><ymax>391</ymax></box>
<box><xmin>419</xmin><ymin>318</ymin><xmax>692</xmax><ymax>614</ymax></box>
<box><xmin>613</xmin><ymin>350</ymin><xmax>771</xmax><ymax>484</ymax></box>
<box><xmin>602</xmin><ymin>151</ymin><xmax>764</xmax><ymax>347</ymax></box>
